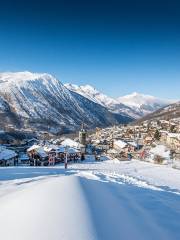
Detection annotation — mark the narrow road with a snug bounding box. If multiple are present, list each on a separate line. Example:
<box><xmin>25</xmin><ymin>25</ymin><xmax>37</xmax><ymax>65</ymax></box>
<box><xmin>0</xmin><ymin>174</ymin><xmax>179</xmax><ymax>240</ymax></box>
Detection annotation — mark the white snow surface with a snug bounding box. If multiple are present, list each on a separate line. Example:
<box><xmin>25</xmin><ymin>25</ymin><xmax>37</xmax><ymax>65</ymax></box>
<box><xmin>114</xmin><ymin>139</ymin><xmax>127</xmax><ymax>149</ymax></box>
<box><xmin>150</xmin><ymin>145</ymin><xmax>170</xmax><ymax>158</ymax></box>
<box><xmin>0</xmin><ymin>158</ymin><xmax>180</xmax><ymax>240</ymax></box>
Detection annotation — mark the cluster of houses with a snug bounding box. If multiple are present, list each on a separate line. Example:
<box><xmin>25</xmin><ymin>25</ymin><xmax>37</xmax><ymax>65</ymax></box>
<box><xmin>0</xmin><ymin>119</ymin><xmax>180</xmax><ymax>168</ymax></box>
<box><xmin>0</xmin><ymin>125</ymin><xmax>88</xmax><ymax>167</ymax></box>
<box><xmin>27</xmin><ymin>138</ymin><xmax>86</xmax><ymax>166</ymax></box>
<box><xmin>0</xmin><ymin>146</ymin><xmax>18</xmax><ymax>166</ymax></box>
<box><xmin>0</xmin><ymin>138</ymin><xmax>87</xmax><ymax>167</ymax></box>
<box><xmin>89</xmin><ymin>119</ymin><xmax>180</xmax><ymax>167</ymax></box>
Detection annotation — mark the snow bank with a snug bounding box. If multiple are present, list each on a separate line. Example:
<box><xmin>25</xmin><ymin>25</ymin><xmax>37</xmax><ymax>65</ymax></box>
<box><xmin>150</xmin><ymin>145</ymin><xmax>170</xmax><ymax>159</ymax></box>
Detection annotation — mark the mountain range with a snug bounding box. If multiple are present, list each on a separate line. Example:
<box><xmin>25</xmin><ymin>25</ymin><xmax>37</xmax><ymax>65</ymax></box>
<box><xmin>0</xmin><ymin>71</ymin><xmax>176</xmax><ymax>133</ymax></box>
<box><xmin>65</xmin><ymin>84</ymin><xmax>174</xmax><ymax>118</ymax></box>
<box><xmin>0</xmin><ymin>72</ymin><xmax>132</xmax><ymax>133</ymax></box>
<box><xmin>135</xmin><ymin>101</ymin><xmax>180</xmax><ymax>124</ymax></box>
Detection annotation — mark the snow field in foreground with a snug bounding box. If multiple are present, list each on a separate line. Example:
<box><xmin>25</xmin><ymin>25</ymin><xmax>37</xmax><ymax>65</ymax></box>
<box><xmin>0</xmin><ymin>159</ymin><xmax>180</xmax><ymax>240</ymax></box>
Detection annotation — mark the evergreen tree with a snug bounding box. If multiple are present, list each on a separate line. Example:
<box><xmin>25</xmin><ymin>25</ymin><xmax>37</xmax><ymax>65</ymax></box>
<box><xmin>154</xmin><ymin>130</ymin><xmax>161</xmax><ymax>141</ymax></box>
<box><xmin>170</xmin><ymin>125</ymin><xmax>176</xmax><ymax>133</ymax></box>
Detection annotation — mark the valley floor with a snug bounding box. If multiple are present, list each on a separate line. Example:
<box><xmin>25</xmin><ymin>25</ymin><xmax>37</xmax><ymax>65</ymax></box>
<box><xmin>0</xmin><ymin>158</ymin><xmax>180</xmax><ymax>240</ymax></box>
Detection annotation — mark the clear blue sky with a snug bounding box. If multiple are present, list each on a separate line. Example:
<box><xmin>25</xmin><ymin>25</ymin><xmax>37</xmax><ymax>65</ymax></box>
<box><xmin>0</xmin><ymin>0</ymin><xmax>179</xmax><ymax>99</ymax></box>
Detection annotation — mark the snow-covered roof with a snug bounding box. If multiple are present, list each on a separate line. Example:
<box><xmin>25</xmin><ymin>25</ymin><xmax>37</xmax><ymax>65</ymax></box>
<box><xmin>27</xmin><ymin>144</ymin><xmax>41</xmax><ymax>152</ymax></box>
<box><xmin>92</xmin><ymin>139</ymin><xmax>101</xmax><ymax>144</ymax></box>
<box><xmin>114</xmin><ymin>140</ymin><xmax>127</xmax><ymax>149</ymax></box>
<box><xmin>56</xmin><ymin>146</ymin><xmax>66</xmax><ymax>153</ymax></box>
<box><xmin>168</xmin><ymin>133</ymin><xmax>180</xmax><ymax>140</ymax></box>
<box><xmin>127</xmin><ymin>141</ymin><xmax>138</xmax><ymax>147</ymax></box>
<box><xmin>27</xmin><ymin>144</ymin><xmax>47</xmax><ymax>158</ymax></box>
<box><xmin>61</xmin><ymin>138</ymin><xmax>84</xmax><ymax>148</ymax></box>
<box><xmin>0</xmin><ymin>149</ymin><xmax>17</xmax><ymax>160</ymax></box>
<box><xmin>44</xmin><ymin>145</ymin><xmax>59</xmax><ymax>152</ymax></box>
<box><xmin>36</xmin><ymin>148</ymin><xmax>48</xmax><ymax>158</ymax></box>
<box><xmin>52</xmin><ymin>139</ymin><xmax>62</xmax><ymax>144</ymax></box>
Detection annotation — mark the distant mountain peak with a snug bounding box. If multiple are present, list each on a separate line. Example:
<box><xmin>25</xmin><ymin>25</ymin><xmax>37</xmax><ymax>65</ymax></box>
<box><xmin>131</xmin><ymin>92</ymin><xmax>140</xmax><ymax>96</ymax></box>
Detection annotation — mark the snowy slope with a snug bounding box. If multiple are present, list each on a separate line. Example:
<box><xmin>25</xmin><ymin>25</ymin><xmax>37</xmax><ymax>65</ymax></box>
<box><xmin>136</xmin><ymin>101</ymin><xmax>180</xmax><ymax>123</ymax></box>
<box><xmin>0</xmin><ymin>72</ymin><xmax>132</xmax><ymax>131</ymax></box>
<box><xmin>118</xmin><ymin>92</ymin><xmax>174</xmax><ymax>116</ymax></box>
<box><xmin>65</xmin><ymin>84</ymin><xmax>143</xmax><ymax>118</ymax></box>
<box><xmin>0</xmin><ymin>160</ymin><xmax>180</xmax><ymax>240</ymax></box>
<box><xmin>65</xmin><ymin>84</ymin><xmax>174</xmax><ymax>118</ymax></box>
<box><xmin>65</xmin><ymin>83</ymin><xmax>118</xmax><ymax>107</ymax></box>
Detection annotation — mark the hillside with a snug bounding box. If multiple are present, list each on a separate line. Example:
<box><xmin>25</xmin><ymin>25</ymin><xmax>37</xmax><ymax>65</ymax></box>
<box><xmin>118</xmin><ymin>92</ymin><xmax>174</xmax><ymax>116</ymax></box>
<box><xmin>135</xmin><ymin>101</ymin><xmax>180</xmax><ymax>123</ymax></box>
<box><xmin>65</xmin><ymin>84</ymin><xmax>173</xmax><ymax>118</ymax></box>
<box><xmin>0</xmin><ymin>72</ymin><xmax>133</xmax><ymax>133</ymax></box>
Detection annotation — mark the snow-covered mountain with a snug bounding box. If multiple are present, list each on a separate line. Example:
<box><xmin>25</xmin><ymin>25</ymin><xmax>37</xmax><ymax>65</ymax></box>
<box><xmin>65</xmin><ymin>84</ymin><xmax>173</xmax><ymax>118</ymax></box>
<box><xmin>65</xmin><ymin>84</ymin><xmax>117</xmax><ymax>107</ymax></box>
<box><xmin>0</xmin><ymin>72</ymin><xmax>175</xmax><ymax>133</ymax></box>
<box><xmin>136</xmin><ymin>101</ymin><xmax>180</xmax><ymax>123</ymax></box>
<box><xmin>65</xmin><ymin>84</ymin><xmax>141</xmax><ymax>118</ymax></box>
<box><xmin>118</xmin><ymin>92</ymin><xmax>174</xmax><ymax>116</ymax></box>
<box><xmin>0</xmin><ymin>72</ymin><xmax>132</xmax><ymax>132</ymax></box>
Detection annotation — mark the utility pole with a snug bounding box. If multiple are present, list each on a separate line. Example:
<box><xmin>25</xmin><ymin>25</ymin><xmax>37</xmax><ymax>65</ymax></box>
<box><xmin>65</xmin><ymin>146</ymin><xmax>68</xmax><ymax>169</ymax></box>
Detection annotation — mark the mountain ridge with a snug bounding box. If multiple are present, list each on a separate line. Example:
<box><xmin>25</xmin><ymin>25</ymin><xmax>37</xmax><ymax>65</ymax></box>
<box><xmin>65</xmin><ymin>83</ymin><xmax>174</xmax><ymax>118</ymax></box>
<box><xmin>135</xmin><ymin>101</ymin><xmax>180</xmax><ymax>124</ymax></box>
<box><xmin>0</xmin><ymin>72</ymin><xmax>133</xmax><ymax>133</ymax></box>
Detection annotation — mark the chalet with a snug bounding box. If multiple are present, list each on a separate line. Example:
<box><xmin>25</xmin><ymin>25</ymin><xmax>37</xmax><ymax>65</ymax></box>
<box><xmin>143</xmin><ymin>136</ymin><xmax>154</xmax><ymax>145</ymax></box>
<box><xmin>113</xmin><ymin>139</ymin><xmax>128</xmax><ymax>152</ymax></box>
<box><xmin>127</xmin><ymin>141</ymin><xmax>139</xmax><ymax>151</ymax></box>
<box><xmin>27</xmin><ymin>141</ymin><xmax>83</xmax><ymax>165</ymax></box>
<box><xmin>44</xmin><ymin>145</ymin><xmax>81</xmax><ymax>163</ymax></box>
<box><xmin>61</xmin><ymin>138</ymin><xmax>86</xmax><ymax>153</ymax></box>
<box><xmin>112</xmin><ymin>140</ymin><xmax>130</xmax><ymax>159</ymax></box>
<box><xmin>166</xmin><ymin>133</ymin><xmax>180</xmax><ymax>151</ymax></box>
<box><xmin>160</xmin><ymin>131</ymin><xmax>168</xmax><ymax>143</ymax></box>
<box><xmin>27</xmin><ymin>145</ymin><xmax>48</xmax><ymax>166</ymax></box>
<box><xmin>0</xmin><ymin>147</ymin><xmax>18</xmax><ymax>166</ymax></box>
